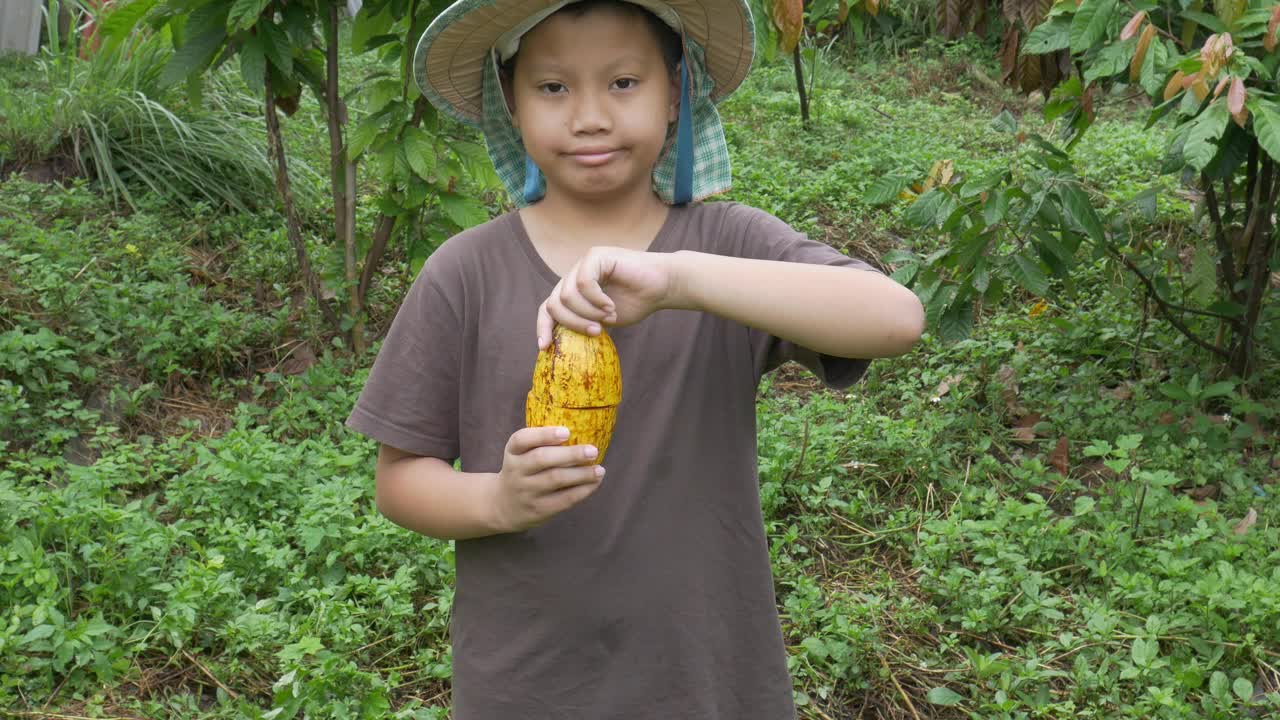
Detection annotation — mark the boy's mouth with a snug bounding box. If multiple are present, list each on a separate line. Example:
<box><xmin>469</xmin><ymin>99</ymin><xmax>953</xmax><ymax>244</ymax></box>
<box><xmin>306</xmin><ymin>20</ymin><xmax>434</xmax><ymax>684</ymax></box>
<box><xmin>567</xmin><ymin>148</ymin><xmax>621</xmax><ymax>166</ymax></box>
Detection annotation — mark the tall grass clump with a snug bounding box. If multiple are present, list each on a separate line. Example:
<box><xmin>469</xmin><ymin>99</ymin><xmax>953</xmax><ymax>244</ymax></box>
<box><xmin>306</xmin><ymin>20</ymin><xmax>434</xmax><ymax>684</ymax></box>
<box><xmin>0</xmin><ymin>31</ymin><xmax>316</xmax><ymax>212</ymax></box>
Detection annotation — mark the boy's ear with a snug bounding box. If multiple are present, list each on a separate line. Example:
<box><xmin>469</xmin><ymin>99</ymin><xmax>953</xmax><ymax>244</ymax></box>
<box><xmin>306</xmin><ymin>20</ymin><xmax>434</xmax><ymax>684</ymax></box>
<box><xmin>501</xmin><ymin>74</ymin><xmax>520</xmax><ymax>128</ymax></box>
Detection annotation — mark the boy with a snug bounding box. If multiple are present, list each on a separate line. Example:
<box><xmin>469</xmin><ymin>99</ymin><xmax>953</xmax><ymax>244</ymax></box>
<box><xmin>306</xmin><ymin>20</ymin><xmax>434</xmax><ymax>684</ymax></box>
<box><xmin>346</xmin><ymin>0</ymin><xmax>924</xmax><ymax>716</ymax></box>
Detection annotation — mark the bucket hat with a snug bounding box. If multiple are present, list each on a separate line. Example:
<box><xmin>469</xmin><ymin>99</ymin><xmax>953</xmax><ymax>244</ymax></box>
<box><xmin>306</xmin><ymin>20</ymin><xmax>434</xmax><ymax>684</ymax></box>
<box><xmin>412</xmin><ymin>0</ymin><xmax>755</xmax><ymax>205</ymax></box>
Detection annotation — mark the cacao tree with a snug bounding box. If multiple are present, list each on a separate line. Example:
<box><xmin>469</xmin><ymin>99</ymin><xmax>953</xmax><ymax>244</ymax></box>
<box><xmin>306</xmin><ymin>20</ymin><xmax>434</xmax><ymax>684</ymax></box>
<box><xmin>877</xmin><ymin>1</ymin><xmax>1279</xmax><ymax>383</ymax></box>
<box><xmin>1025</xmin><ymin>0</ymin><xmax>1280</xmax><ymax>379</ymax></box>
<box><xmin>99</xmin><ymin>0</ymin><xmax>497</xmax><ymax>352</ymax></box>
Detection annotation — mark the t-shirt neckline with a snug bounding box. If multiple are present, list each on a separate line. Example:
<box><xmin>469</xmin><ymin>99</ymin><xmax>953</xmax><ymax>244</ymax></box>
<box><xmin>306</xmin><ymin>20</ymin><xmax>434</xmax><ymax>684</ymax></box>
<box><xmin>507</xmin><ymin>204</ymin><xmax>687</xmax><ymax>285</ymax></box>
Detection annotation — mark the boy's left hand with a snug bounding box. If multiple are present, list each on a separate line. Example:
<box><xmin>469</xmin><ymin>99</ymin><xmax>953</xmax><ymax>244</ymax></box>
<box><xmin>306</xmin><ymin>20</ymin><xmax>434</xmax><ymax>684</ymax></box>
<box><xmin>536</xmin><ymin>247</ymin><xmax>679</xmax><ymax>349</ymax></box>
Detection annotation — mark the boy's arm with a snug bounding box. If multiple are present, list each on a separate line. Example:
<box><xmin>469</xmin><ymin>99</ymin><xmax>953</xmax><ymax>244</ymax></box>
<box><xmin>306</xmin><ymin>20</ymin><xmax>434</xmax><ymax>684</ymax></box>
<box><xmin>538</xmin><ymin>247</ymin><xmax>923</xmax><ymax>359</ymax></box>
<box><xmin>667</xmin><ymin>250</ymin><xmax>924</xmax><ymax>359</ymax></box>
<box><xmin>375</xmin><ymin>444</ymin><xmax>504</xmax><ymax>540</ymax></box>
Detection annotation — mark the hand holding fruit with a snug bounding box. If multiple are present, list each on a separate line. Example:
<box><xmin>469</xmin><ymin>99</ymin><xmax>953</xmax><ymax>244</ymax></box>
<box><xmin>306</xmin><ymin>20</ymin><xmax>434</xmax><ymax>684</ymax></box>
<box><xmin>535</xmin><ymin>246</ymin><xmax>678</xmax><ymax>349</ymax></box>
<box><xmin>490</xmin><ymin>426</ymin><xmax>605</xmax><ymax>533</ymax></box>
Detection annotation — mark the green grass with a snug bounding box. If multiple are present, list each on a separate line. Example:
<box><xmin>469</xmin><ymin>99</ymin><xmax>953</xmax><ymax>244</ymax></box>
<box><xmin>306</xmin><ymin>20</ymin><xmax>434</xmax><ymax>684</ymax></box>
<box><xmin>1</xmin><ymin>32</ymin><xmax>1278</xmax><ymax>720</ymax></box>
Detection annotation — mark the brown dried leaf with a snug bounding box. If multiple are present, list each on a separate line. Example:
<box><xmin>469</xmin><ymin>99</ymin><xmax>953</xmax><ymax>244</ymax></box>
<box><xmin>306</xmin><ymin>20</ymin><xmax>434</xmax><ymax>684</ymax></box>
<box><xmin>772</xmin><ymin>0</ymin><xmax>804</xmax><ymax>54</ymax></box>
<box><xmin>839</xmin><ymin>0</ymin><xmax>849</xmax><ymax>23</ymax></box>
<box><xmin>1121</xmin><ymin>10</ymin><xmax>1147</xmax><ymax>41</ymax></box>
<box><xmin>1049</xmin><ymin>437</ymin><xmax>1069</xmax><ymax>476</ymax></box>
<box><xmin>865</xmin><ymin>0</ymin><xmax>879</xmax><ymax>17</ymax></box>
<box><xmin>997</xmin><ymin>364</ymin><xmax>1021</xmax><ymax>415</ymax></box>
<box><xmin>1232</xmin><ymin>507</ymin><xmax>1257</xmax><ymax>535</ymax></box>
<box><xmin>932</xmin><ymin>374</ymin><xmax>964</xmax><ymax>401</ymax></box>
<box><xmin>281</xmin><ymin>343</ymin><xmax>318</xmax><ymax>376</ymax></box>
<box><xmin>1081</xmin><ymin>83</ymin><xmax>1095</xmax><ymax>122</ymax></box>
<box><xmin>1185</xmin><ymin>484</ymin><xmax>1219</xmax><ymax>501</ymax></box>
<box><xmin>1011</xmin><ymin>412</ymin><xmax>1042</xmax><ymax>444</ymax></box>
<box><xmin>1130</xmin><ymin>24</ymin><xmax>1155</xmax><ymax>82</ymax></box>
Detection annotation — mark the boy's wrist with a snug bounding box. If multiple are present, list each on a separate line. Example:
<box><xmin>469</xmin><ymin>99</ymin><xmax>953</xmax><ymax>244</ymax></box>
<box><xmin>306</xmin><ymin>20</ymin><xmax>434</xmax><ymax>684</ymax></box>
<box><xmin>664</xmin><ymin>250</ymin><xmax>701</xmax><ymax>312</ymax></box>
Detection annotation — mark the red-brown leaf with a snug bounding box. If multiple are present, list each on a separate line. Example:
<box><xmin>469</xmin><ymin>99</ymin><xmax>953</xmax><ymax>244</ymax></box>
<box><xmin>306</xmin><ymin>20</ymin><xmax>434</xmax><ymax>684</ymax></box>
<box><xmin>1121</xmin><ymin>10</ymin><xmax>1146</xmax><ymax>41</ymax></box>
<box><xmin>772</xmin><ymin>0</ymin><xmax>804</xmax><ymax>54</ymax></box>
<box><xmin>1130</xmin><ymin>23</ymin><xmax>1155</xmax><ymax>82</ymax></box>
<box><xmin>1228</xmin><ymin>77</ymin><xmax>1248</xmax><ymax>127</ymax></box>
<box><xmin>1267</xmin><ymin>6</ymin><xmax>1280</xmax><ymax>53</ymax></box>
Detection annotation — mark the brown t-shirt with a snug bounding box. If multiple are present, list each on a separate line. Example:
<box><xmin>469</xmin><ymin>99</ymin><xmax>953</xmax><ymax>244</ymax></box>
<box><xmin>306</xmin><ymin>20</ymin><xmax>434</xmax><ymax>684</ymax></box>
<box><xmin>346</xmin><ymin>201</ymin><xmax>877</xmax><ymax>719</ymax></box>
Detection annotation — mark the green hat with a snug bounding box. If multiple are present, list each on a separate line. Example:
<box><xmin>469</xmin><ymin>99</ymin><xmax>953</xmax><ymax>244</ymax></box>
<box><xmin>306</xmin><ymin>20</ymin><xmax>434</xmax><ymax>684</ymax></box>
<box><xmin>412</xmin><ymin>0</ymin><xmax>755</xmax><ymax>205</ymax></box>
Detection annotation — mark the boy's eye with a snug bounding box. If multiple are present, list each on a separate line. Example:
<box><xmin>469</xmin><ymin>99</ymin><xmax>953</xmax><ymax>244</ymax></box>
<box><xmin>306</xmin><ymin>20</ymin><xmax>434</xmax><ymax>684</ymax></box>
<box><xmin>539</xmin><ymin>82</ymin><xmax>566</xmax><ymax>94</ymax></box>
<box><xmin>613</xmin><ymin>78</ymin><xmax>637</xmax><ymax>90</ymax></box>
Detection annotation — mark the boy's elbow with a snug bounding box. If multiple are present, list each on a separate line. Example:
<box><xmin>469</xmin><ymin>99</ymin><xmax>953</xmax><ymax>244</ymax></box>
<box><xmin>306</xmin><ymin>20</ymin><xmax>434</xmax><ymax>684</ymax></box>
<box><xmin>881</xmin><ymin>288</ymin><xmax>925</xmax><ymax>356</ymax></box>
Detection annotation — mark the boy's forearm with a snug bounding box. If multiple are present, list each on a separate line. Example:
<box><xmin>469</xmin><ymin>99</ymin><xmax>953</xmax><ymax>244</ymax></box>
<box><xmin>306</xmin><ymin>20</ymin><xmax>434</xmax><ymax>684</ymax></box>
<box><xmin>666</xmin><ymin>250</ymin><xmax>924</xmax><ymax>358</ymax></box>
<box><xmin>374</xmin><ymin>451</ymin><xmax>505</xmax><ymax>540</ymax></box>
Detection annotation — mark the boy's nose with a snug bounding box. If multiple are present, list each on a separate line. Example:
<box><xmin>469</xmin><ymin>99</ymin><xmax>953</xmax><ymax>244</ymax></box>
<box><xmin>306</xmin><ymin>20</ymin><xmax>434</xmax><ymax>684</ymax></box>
<box><xmin>569</xmin><ymin>92</ymin><xmax>612</xmax><ymax>134</ymax></box>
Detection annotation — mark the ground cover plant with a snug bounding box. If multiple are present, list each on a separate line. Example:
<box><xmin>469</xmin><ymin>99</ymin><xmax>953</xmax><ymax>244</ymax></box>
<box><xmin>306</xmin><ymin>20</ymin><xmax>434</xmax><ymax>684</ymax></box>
<box><xmin>2</xmin><ymin>10</ymin><xmax>1278</xmax><ymax>720</ymax></box>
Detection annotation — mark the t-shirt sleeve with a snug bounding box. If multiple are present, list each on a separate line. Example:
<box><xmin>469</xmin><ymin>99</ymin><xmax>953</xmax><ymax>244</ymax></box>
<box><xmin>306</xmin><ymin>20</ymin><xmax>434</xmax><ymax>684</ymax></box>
<box><xmin>345</xmin><ymin>258</ymin><xmax>462</xmax><ymax>460</ymax></box>
<box><xmin>725</xmin><ymin>204</ymin><xmax>882</xmax><ymax>390</ymax></box>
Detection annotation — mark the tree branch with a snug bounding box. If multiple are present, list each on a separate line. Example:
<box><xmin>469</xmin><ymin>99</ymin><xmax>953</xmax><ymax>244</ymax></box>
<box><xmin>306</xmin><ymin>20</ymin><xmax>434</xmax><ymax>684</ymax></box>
<box><xmin>1102</xmin><ymin>245</ymin><xmax>1230</xmax><ymax>359</ymax></box>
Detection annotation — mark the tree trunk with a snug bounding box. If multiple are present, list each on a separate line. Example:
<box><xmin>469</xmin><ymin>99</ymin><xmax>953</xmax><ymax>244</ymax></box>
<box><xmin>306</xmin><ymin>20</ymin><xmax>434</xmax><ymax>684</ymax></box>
<box><xmin>1228</xmin><ymin>156</ymin><xmax>1276</xmax><ymax>379</ymax></box>
<box><xmin>792</xmin><ymin>45</ymin><xmax>809</xmax><ymax>124</ymax></box>
<box><xmin>323</xmin><ymin>3</ymin><xmax>363</xmax><ymax>353</ymax></box>
<box><xmin>265</xmin><ymin>69</ymin><xmax>338</xmax><ymax>330</ymax></box>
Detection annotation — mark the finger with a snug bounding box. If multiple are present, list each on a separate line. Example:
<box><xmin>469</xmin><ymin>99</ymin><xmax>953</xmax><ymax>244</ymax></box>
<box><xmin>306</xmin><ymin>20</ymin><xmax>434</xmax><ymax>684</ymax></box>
<box><xmin>556</xmin><ymin>264</ymin><xmax>611</xmax><ymax>329</ymax></box>
<box><xmin>536</xmin><ymin>463</ymin><xmax>605</xmax><ymax>495</ymax></box>
<box><xmin>536</xmin><ymin>300</ymin><xmax>554</xmax><ymax>350</ymax></box>
<box><xmin>536</xmin><ymin>469</ymin><xmax>604</xmax><ymax>514</ymax></box>
<box><xmin>525</xmin><ymin>442</ymin><xmax>599</xmax><ymax>473</ymax></box>
<box><xmin>545</xmin><ymin>287</ymin><xmax>600</xmax><ymax>337</ymax></box>
<box><xmin>507</xmin><ymin>425</ymin><xmax>571</xmax><ymax>456</ymax></box>
<box><xmin>573</xmin><ymin>254</ymin><xmax>616</xmax><ymax>316</ymax></box>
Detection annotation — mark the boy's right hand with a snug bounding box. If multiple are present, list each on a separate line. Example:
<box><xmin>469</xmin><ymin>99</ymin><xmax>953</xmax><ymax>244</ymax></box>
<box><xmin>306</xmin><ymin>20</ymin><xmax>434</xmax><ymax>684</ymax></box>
<box><xmin>490</xmin><ymin>426</ymin><xmax>605</xmax><ymax>533</ymax></box>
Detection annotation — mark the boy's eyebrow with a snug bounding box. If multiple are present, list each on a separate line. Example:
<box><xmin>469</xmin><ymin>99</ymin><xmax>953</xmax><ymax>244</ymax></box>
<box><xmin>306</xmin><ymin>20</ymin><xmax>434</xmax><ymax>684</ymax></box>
<box><xmin>520</xmin><ymin>54</ymin><xmax>651</xmax><ymax>75</ymax></box>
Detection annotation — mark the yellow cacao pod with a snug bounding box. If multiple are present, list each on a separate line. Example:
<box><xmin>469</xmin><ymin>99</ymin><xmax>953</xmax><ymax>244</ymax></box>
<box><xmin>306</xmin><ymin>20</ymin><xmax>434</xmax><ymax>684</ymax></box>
<box><xmin>525</xmin><ymin>325</ymin><xmax>622</xmax><ymax>463</ymax></box>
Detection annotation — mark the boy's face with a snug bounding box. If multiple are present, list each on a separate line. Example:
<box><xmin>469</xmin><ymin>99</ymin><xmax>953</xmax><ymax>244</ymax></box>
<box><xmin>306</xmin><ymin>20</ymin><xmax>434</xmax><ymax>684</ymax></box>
<box><xmin>506</xmin><ymin>7</ymin><xmax>679</xmax><ymax>203</ymax></box>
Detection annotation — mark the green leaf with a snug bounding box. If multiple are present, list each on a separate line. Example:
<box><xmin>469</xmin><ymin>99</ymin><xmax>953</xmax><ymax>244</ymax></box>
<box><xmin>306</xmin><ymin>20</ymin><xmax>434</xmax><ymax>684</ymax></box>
<box><xmin>402</xmin><ymin>127</ymin><xmax>437</xmax><ymax>180</ymax></box>
<box><xmin>1070</xmin><ymin>0</ymin><xmax>1117</xmax><ymax>54</ymax></box>
<box><xmin>905</xmin><ymin>189</ymin><xmax>945</xmax><ymax>228</ymax></box>
<box><xmin>160</xmin><ymin>2</ymin><xmax>230</xmax><ymax>87</ymax></box>
<box><xmin>259</xmin><ymin>21</ymin><xmax>293</xmax><ymax>76</ymax></box>
<box><xmin>351</xmin><ymin>4</ymin><xmax>395</xmax><ymax>52</ymax></box>
<box><xmin>1210</xmin><ymin>671</ymin><xmax>1231</xmax><ymax>698</ymax></box>
<box><xmin>1181</xmin><ymin>10</ymin><xmax>1226</xmax><ymax>34</ymax></box>
<box><xmin>1251</xmin><ymin>100</ymin><xmax>1280</xmax><ymax>164</ymax></box>
<box><xmin>439</xmin><ymin>193</ymin><xmax>490</xmax><ymax>229</ymax></box>
<box><xmin>1182</xmin><ymin>101</ymin><xmax>1230</xmax><ymax>172</ymax></box>
<box><xmin>21</xmin><ymin>624</ymin><xmax>55</xmax><ymax>644</ymax></box>
<box><xmin>991</xmin><ymin>109</ymin><xmax>1017</xmax><ymax>134</ymax></box>
<box><xmin>1233</xmin><ymin>677</ymin><xmax>1255</xmax><ymax>702</ymax></box>
<box><xmin>99</xmin><ymin>0</ymin><xmax>158</xmax><ymax>44</ymax></box>
<box><xmin>1084</xmin><ymin>38</ymin><xmax>1135</xmax><ymax>83</ymax></box>
<box><xmin>983</xmin><ymin>188</ymin><xmax>1010</xmax><ymax>226</ymax></box>
<box><xmin>1139</xmin><ymin>39</ymin><xmax>1170</xmax><ymax>97</ymax></box>
<box><xmin>926</xmin><ymin>687</ymin><xmax>965</xmax><ymax>706</ymax></box>
<box><xmin>282</xmin><ymin>1</ymin><xmax>312</xmax><ymax>46</ymax></box>
<box><xmin>348</xmin><ymin>115</ymin><xmax>383</xmax><ymax>157</ymax></box>
<box><xmin>938</xmin><ymin>300</ymin><xmax>973</xmax><ymax>343</ymax></box>
<box><xmin>1057</xmin><ymin>183</ymin><xmax>1104</xmax><ymax>243</ymax></box>
<box><xmin>239</xmin><ymin>33</ymin><xmax>266</xmax><ymax>95</ymax></box>
<box><xmin>1011</xmin><ymin>253</ymin><xmax>1050</xmax><ymax>296</ymax></box>
<box><xmin>865</xmin><ymin>173</ymin><xmax>914</xmax><ymax>205</ymax></box>
<box><xmin>1024</xmin><ymin>16</ymin><xmax>1072</xmax><ymax>54</ymax></box>
<box><xmin>227</xmin><ymin>0</ymin><xmax>270</xmax><ymax>32</ymax></box>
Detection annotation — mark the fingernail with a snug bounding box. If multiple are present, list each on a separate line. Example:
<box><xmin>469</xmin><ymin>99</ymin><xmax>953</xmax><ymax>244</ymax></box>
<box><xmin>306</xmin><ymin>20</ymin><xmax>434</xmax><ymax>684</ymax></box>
<box><xmin>583</xmin><ymin>445</ymin><xmax>598</xmax><ymax>459</ymax></box>
<box><xmin>537</xmin><ymin>335</ymin><xmax>545</xmax><ymax>348</ymax></box>
<box><xmin>555</xmin><ymin>427</ymin><xmax>570</xmax><ymax>440</ymax></box>
<box><xmin>594</xmin><ymin>466</ymin><xmax>605</xmax><ymax>478</ymax></box>
<box><xmin>588</xmin><ymin>323</ymin><xmax>600</xmax><ymax>334</ymax></box>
